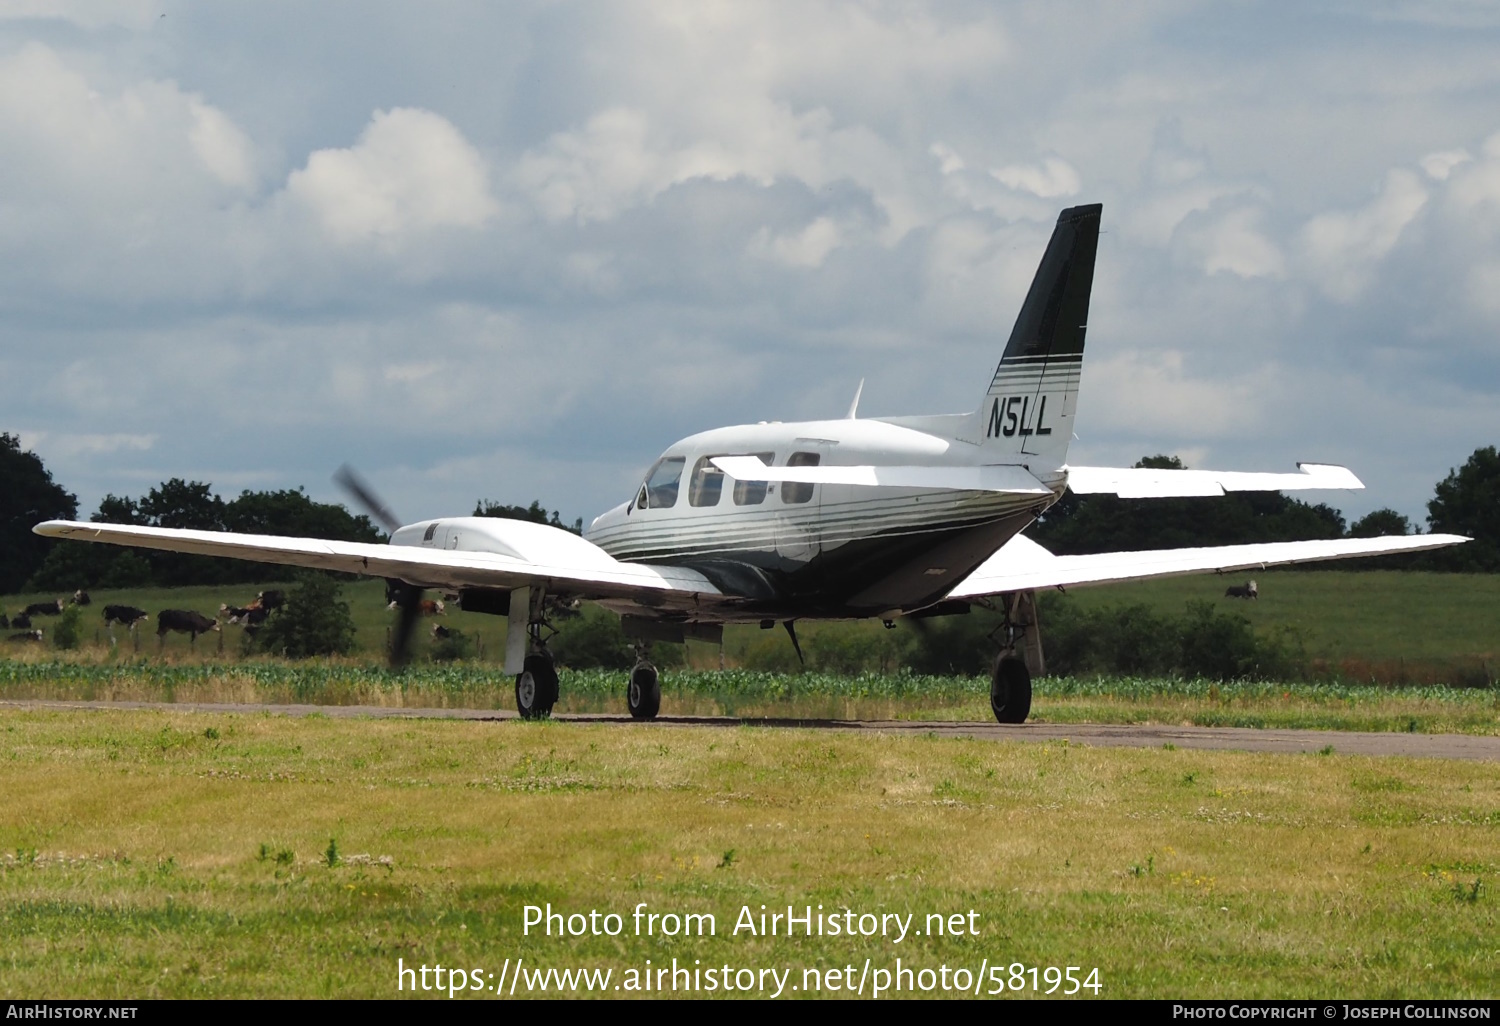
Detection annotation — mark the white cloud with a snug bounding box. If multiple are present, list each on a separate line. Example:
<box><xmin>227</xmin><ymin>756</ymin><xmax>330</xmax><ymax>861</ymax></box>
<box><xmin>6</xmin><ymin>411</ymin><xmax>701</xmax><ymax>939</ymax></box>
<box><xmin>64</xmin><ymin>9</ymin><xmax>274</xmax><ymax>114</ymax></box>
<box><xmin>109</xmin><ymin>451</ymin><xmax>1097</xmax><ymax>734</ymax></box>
<box><xmin>929</xmin><ymin>142</ymin><xmax>965</xmax><ymax>175</ymax></box>
<box><xmin>284</xmin><ymin>107</ymin><xmax>498</xmax><ymax>245</ymax></box>
<box><xmin>1420</xmin><ymin>148</ymin><xmax>1472</xmax><ymax>181</ymax></box>
<box><xmin>1197</xmin><ymin>207</ymin><xmax>1286</xmax><ymax>279</ymax></box>
<box><xmin>0</xmin><ymin>42</ymin><xmax>258</xmax><ymax>207</ymax></box>
<box><xmin>1083</xmin><ymin>350</ymin><xmax>1272</xmax><ymax>439</ymax></box>
<box><xmin>750</xmin><ymin>216</ymin><xmax>842</xmax><ymax>268</ymax></box>
<box><xmin>1299</xmin><ymin>168</ymin><xmax>1428</xmax><ymax>301</ymax></box>
<box><xmin>989</xmin><ymin>157</ymin><xmax>1081</xmax><ymax>199</ymax></box>
<box><xmin>19</xmin><ymin>431</ymin><xmax>156</xmax><ymax>459</ymax></box>
<box><xmin>0</xmin><ymin>1</ymin><xmax>158</xmax><ymax>29</ymax></box>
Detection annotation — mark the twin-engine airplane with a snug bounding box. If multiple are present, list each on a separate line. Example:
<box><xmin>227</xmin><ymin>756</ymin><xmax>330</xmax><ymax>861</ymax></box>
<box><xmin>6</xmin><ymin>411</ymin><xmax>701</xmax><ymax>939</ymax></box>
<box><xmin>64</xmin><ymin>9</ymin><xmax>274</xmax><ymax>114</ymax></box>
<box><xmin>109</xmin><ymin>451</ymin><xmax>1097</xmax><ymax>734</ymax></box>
<box><xmin>36</xmin><ymin>204</ymin><xmax>1467</xmax><ymax>722</ymax></box>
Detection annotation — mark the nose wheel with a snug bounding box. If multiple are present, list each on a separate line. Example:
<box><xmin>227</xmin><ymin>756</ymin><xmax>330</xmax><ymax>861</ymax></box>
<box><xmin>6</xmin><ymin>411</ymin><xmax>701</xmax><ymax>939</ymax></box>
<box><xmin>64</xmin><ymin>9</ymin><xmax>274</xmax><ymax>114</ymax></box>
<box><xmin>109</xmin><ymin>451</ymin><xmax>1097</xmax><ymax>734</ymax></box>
<box><xmin>627</xmin><ymin>661</ymin><xmax>660</xmax><ymax>720</ymax></box>
<box><xmin>516</xmin><ymin>652</ymin><xmax>559</xmax><ymax>720</ymax></box>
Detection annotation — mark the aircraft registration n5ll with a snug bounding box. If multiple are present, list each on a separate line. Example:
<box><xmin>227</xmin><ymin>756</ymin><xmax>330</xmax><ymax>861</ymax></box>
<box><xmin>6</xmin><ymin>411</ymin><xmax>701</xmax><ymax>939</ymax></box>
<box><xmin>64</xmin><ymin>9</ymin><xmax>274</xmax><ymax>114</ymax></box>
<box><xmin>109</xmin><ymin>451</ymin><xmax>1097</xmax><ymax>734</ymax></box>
<box><xmin>35</xmin><ymin>204</ymin><xmax>1468</xmax><ymax>722</ymax></box>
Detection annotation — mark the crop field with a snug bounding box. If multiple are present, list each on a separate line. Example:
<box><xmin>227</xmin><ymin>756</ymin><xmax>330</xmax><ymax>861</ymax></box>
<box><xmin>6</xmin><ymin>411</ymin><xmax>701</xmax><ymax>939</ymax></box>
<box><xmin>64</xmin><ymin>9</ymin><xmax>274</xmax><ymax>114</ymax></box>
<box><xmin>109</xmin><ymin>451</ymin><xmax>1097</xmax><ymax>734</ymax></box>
<box><xmin>0</xmin><ymin>706</ymin><xmax>1494</xmax><ymax>998</ymax></box>
<box><xmin>1</xmin><ymin>660</ymin><xmax>1498</xmax><ymax>735</ymax></box>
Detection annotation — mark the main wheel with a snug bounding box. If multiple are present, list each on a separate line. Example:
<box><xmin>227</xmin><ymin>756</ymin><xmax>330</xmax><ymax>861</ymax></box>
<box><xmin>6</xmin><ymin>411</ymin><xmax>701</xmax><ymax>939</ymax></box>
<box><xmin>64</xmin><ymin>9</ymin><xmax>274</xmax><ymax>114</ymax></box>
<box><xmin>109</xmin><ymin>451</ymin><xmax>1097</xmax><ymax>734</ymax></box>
<box><xmin>990</xmin><ymin>655</ymin><xmax>1032</xmax><ymax>724</ymax></box>
<box><xmin>516</xmin><ymin>653</ymin><xmax>559</xmax><ymax>720</ymax></box>
<box><xmin>627</xmin><ymin>663</ymin><xmax>661</xmax><ymax>720</ymax></box>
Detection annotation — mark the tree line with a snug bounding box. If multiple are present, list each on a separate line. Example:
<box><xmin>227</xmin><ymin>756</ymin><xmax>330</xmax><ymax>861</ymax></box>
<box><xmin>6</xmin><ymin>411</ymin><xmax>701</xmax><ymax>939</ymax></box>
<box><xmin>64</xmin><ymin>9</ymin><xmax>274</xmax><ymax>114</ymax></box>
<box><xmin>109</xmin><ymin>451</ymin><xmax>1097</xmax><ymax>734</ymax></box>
<box><xmin>1029</xmin><ymin>452</ymin><xmax>1499</xmax><ymax>572</ymax></box>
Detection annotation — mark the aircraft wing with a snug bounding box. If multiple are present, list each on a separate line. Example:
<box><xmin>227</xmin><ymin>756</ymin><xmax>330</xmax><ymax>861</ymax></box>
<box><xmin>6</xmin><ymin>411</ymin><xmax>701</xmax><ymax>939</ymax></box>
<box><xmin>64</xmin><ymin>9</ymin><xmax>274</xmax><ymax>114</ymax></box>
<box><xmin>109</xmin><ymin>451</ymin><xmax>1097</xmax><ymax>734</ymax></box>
<box><xmin>946</xmin><ymin>532</ymin><xmax>1470</xmax><ymax>599</ymax></box>
<box><xmin>1064</xmin><ymin>462</ymin><xmax>1362</xmax><ymax>497</ymax></box>
<box><xmin>31</xmin><ymin>520</ymin><xmax>720</xmax><ymax>605</ymax></box>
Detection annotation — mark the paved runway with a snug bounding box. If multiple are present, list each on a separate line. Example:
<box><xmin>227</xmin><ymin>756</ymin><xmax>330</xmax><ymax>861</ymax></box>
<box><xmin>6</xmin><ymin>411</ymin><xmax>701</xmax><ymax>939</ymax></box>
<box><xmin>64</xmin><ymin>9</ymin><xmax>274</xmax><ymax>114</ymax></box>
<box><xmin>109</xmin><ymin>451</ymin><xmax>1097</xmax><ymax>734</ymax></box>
<box><xmin>4</xmin><ymin>699</ymin><xmax>1496</xmax><ymax>761</ymax></box>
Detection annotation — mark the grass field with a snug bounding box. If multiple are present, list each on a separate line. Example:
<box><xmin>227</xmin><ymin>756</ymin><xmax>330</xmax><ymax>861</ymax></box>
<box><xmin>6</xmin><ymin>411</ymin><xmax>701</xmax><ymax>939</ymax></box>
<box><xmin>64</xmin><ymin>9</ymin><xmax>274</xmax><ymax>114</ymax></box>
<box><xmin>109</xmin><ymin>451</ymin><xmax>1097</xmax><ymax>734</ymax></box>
<box><xmin>0</xmin><ymin>706</ymin><xmax>1494</xmax><ymax>998</ymax></box>
<box><xmin>5</xmin><ymin>570</ymin><xmax>1497</xmax><ymax>683</ymax></box>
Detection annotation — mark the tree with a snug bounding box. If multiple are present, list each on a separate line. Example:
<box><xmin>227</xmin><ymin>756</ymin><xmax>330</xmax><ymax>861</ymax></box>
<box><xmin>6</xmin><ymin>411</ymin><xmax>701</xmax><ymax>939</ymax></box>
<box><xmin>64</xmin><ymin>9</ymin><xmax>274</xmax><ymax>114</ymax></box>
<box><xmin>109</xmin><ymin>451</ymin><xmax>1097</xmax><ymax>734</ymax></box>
<box><xmin>473</xmin><ymin>499</ymin><xmax>582</xmax><ymax>534</ymax></box>
<box><xmin>0</xmin><ymin>433</ymin><xmax>78</xmax><ymax>593</ymax></box>
<box><xmin>1426</xmin><ymin>446</ymin><xmax>1500</xmax><ymax>571</ymax></box>
<box><xmin>249</xmin><ymin>573</ymin><xmax>357</xmax><ymax>658</ymax></box>
<box><xmin>224</xmin><ymin>487</ymin><xmax>382</xmax><ymax>542</ymax></box>
<box><xmin>1349</xmin><ymin>508</ymin><xmax>1412</xmax><ymax>538</ymax></box>
<box><xmin>139</xmin><ymin>479</ymin><xmax>225</xmax><ymax>530</ymax></box>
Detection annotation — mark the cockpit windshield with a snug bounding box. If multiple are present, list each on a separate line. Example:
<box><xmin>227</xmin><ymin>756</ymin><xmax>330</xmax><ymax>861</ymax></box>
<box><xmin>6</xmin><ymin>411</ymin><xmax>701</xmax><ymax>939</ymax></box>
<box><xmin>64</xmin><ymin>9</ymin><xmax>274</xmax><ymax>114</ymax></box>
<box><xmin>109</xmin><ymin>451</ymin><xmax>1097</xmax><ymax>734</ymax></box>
<box><xmin>639</xmin><ymin>456</ymin><xmax>686</xmax><ymax>509</ymax></box>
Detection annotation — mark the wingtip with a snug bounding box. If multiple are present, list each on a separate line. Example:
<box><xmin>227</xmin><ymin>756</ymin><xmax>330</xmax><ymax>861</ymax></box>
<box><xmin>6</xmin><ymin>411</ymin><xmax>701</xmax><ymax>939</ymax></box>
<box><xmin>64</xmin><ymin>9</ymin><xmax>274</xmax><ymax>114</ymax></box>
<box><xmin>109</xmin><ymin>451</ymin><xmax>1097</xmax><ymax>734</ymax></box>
<box><xmin>1296</xmin><ymin>462</ymin><xmax>1364</xmax><ymax>489</ymax></box>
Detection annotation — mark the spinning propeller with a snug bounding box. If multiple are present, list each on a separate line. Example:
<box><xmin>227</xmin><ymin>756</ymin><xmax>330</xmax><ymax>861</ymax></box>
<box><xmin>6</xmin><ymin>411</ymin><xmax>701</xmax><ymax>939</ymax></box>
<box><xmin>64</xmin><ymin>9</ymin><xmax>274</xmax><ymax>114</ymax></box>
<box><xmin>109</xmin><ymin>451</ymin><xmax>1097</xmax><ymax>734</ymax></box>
<box><xmin>334</xmin><ymin>464</ymin><xmax>423</xmax><ymax>668</ymax></box>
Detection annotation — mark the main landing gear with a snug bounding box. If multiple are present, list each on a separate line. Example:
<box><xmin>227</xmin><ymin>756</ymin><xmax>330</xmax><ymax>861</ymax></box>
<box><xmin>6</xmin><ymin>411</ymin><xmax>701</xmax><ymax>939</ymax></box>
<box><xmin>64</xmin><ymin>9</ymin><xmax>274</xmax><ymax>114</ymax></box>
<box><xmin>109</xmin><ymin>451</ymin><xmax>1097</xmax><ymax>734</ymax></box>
<box><xmin>627</xmin><ymin>641</ymin><xmax>661</xmax><ymax>720</ymax></box>
<box><xmin>515</xmin><ymin>651</ymin><xmax>559</xmax><ymax>720</ymax></box>
<box><xmin>988</xmin><ymin>590</ymin><xmax>1043</xmax><ymax>725</ymax></box>
<box><xmin>513</xmin><ymin>587</ymin><xmax>559</xmax><ymax>720</ymax></box>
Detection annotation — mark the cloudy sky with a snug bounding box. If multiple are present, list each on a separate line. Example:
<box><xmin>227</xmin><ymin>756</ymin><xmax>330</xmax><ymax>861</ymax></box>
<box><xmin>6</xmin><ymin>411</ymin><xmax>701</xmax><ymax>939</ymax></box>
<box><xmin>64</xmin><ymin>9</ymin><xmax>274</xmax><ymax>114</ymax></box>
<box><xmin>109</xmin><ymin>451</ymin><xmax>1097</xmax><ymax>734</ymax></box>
<box><xmin>4</xmin><ymin>1</ymin><xmax>1498</xmax><ymax>531</ymax></box>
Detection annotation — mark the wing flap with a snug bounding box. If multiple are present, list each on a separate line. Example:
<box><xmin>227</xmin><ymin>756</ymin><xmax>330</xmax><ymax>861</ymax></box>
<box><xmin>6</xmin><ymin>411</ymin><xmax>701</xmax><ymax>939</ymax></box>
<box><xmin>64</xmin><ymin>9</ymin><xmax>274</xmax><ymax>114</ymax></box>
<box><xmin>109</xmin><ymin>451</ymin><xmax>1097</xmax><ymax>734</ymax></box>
<box><xmin>33</xmin><ymin>521</ymin><xmax>719</xmax><ymax>600</ymax></box>
<box><xmin>1065</xmin><ymin>462</ymin><xmax>1364</xmax><ymax>498</ymax></box>
<box><xmin>709</xmin><ymin>457</ymin><xmax>1052</xmax><ymax>495</ymax></box>
<box><xmin>947</xmin><ymin>532</ymin><xmax>1470</xmax><ymax>598</ymax></box>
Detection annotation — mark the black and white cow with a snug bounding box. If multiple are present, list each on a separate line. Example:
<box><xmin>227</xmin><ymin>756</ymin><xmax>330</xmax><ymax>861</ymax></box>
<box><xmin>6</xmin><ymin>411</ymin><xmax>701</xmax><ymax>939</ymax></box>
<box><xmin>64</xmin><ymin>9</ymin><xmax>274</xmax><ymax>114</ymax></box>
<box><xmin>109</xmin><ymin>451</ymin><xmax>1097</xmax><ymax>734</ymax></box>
<box><xmin>7</xmin><ymin>629</ymin><xmax>43</xmax><ymax>643</ymax></box>
<box><xmin>103</xmin><ymin>605</ymin><xmax>150</xmax><ymax>629</ymax></box>
<box><xmin>24</xmin><ymin>599</ymin><xmax>65</xmax><ymax>617</ymax></box>
<box><xmin>1224</xmin><ymin>580</ymin><xmax>1259</xmax><ymax>600</ymax></box>
<box><xmin>220</xmin><ymin>603</ymin><xmax>269</xmax><ymax>626</ymax></box>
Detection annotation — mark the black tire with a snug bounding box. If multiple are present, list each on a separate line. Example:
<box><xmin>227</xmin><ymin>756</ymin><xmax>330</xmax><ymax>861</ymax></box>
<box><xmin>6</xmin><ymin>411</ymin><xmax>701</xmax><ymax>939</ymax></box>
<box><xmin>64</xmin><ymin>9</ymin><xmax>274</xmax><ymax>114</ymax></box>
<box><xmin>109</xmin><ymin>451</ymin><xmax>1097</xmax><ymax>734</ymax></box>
<box><xmin>516</xmin><ymin>653</ymin><xmax>559</xmax><ymax>720</ymax></box>
<box><xmin>627</xmin><ymin>663</ymin><xmax>661</xmax><ymax>720</ymax></box>
<box><xmin>990</xmin><ymin>655</ymin><xmax>1032</xmax><ymax>724</ymax></box>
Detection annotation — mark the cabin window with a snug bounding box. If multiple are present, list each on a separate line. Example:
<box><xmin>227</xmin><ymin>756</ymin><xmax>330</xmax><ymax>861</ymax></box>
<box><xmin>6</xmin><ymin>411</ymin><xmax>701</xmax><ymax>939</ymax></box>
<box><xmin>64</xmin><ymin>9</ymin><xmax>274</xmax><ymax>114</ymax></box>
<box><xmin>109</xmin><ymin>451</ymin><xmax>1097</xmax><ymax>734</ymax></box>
<box><xmin>782</xmin><ymin>451</ymin><xmax>820</xmax><ymax>504</ymax></box>
<box><xmin>641</xmin><ymin>457</ymin><xmax>686</xmax><ymax>509</ymax></box>
<box><xmin>688</xmin><ymin>456</ymin><xmax>727</xmax><ymax>507</ymax></box>
<box><xmin>731</xmin><ymin>452</ymin><xmax>775</xmax><ymax>506</ymax></box>
<box><xmin>422</xmin><ymin>522</ymin><xmax>438</xmax><ymax>542</ymax></box>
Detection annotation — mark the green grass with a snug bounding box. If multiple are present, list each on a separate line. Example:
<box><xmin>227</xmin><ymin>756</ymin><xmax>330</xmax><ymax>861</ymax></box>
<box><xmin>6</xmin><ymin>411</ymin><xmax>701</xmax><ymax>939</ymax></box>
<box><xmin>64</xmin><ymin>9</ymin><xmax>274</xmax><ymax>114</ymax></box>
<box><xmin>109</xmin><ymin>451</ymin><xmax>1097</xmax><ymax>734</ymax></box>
<box><xmin>0</xmin><ymin>707</ymin><xmax>1494</xmax><ymax>998</ymax></box>
<box><xmin>1053</xmin><ymin>570</ymin><xmax>1500</xmax><ymax>671</ymax></box>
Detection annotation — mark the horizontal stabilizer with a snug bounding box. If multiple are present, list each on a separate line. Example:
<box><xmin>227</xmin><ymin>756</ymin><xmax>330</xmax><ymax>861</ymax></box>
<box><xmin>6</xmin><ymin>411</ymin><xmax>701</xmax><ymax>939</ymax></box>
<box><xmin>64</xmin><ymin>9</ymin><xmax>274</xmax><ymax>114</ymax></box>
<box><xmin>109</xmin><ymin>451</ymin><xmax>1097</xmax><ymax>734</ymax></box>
<box><xmin>1065</xmin><ymin>462</ymin><xmax>1363</xmax><ymax>498</ymax></box>
<box><xmin>709</xmin><ymin>457</ymin><xmax>1052</xmax><ymax>495</ymax></box>
<box><xmin>947</xmin><ymin>532</ymin><xmax>1470</xmax><ymax>598</ymax></box>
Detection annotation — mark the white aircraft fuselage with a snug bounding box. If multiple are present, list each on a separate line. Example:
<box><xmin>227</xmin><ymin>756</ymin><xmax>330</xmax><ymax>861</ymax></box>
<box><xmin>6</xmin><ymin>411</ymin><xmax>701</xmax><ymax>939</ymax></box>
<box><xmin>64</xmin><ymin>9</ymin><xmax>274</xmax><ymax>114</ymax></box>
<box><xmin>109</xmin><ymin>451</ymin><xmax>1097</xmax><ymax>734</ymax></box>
<box><xmin>584</xmin><ymin>415</ymin><xmax>1066</xmax><ymax>621</ymax></box>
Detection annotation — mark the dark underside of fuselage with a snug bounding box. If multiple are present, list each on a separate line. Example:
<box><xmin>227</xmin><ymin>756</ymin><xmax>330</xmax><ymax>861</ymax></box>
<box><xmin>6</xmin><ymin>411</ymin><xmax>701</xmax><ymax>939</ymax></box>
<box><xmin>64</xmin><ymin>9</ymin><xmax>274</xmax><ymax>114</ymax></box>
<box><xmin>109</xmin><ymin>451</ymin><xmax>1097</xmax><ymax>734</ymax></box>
<box><xmin>653</xmin><ymin>509</ymin><xmax>1036</xmax><ymax>620</ymax></box>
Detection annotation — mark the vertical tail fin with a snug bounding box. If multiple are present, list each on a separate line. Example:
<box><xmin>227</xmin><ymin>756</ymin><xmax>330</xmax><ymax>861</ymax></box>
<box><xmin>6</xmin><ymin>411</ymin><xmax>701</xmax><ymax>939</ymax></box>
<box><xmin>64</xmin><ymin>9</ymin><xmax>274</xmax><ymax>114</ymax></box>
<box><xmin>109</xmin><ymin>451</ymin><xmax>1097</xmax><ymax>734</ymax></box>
<box><xmin>973</xmin><ymin>203</ymin><xmax>1101</xmax><ymax>466</ymax></box>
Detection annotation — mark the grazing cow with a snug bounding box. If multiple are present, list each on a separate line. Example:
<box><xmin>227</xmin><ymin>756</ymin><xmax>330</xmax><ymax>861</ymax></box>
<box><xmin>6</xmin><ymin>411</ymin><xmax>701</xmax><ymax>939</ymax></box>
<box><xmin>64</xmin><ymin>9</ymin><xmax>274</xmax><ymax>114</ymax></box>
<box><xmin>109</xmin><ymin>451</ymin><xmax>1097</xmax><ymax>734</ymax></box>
<box><xmin>157</xmin><ymin>609</ymin><xmax>219</xmax><ymax>643</ymax></box>
<box><xmin>72</xmin><ymin>590</ymin><xmax>91</xmax><ymax>606</ymax></box>
<box><xmin>1224</xmin><ymin>580</ymin><xmax>1259</xmax><ymax>600</ymax></box>
<box><xmin>24</xmin><ymin>599</ymin><xmax>65</xmax><ymax>617</ymax></box>
<box><xmin>256</xmin><ymin>590</ymin><xmax>286</xmax><ymax>611</ymax></box>
<box><xmin>103</xmin><ymin>605</ymin><xmax>149</xmax><ymax>629</ymax></box>
<box><xmin>12</xmin><ymin>613</ymin><xmax>32</xmax><ymax>629</ymax></box>
<box><xmin>8</xmin><ymin>630</ymin><xmax>43</xmax><ymax>643</ymax></box>
<box><xmin>220</xmin><ymin>603</ymin><xmax>269</xmax><ymax>626</ymax></box>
